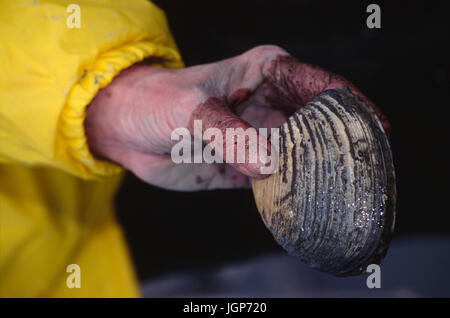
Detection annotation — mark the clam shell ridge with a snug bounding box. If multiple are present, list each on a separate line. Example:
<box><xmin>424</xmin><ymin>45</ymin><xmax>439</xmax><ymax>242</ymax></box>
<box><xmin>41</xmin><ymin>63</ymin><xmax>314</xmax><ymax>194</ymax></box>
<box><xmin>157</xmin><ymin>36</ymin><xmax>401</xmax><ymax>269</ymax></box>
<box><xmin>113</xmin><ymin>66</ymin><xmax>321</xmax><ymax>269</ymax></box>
<box><xmin>252</xmin><ymin>87</ymin><xmax>396</xmax><ymax>276</ymax></box>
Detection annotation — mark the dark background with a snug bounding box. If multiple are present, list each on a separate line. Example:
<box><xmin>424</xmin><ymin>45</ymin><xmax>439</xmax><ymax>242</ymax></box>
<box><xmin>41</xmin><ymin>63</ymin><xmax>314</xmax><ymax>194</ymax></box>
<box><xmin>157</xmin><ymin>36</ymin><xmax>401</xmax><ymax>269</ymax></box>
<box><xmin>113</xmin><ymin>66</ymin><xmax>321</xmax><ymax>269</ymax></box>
<box><xmin>116</xmin><ymin>0</ymin><xmax>450</xmax><ymax>282</ymax></box>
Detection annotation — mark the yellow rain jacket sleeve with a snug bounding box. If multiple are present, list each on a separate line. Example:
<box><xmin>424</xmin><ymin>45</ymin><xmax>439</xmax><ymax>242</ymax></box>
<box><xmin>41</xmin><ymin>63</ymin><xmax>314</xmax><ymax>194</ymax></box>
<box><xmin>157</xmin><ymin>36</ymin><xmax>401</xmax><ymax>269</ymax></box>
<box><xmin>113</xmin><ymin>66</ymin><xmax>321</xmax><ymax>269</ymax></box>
<box><xmin>0</xmin><ymin>0</ymin><xmax>183</xmax><ymax>297</ymax></box>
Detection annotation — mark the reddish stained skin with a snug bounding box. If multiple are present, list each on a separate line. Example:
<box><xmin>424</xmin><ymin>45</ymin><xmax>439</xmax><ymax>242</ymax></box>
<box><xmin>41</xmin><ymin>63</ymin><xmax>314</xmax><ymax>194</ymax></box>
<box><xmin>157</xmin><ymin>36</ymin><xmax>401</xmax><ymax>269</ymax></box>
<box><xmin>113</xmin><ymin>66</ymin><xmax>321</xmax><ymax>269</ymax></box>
<box><xmin>218</xmin><ymin>165</ymin><xmax>226</xmax><ymax>175</ymax></box>
<box><xmin>265</xmin><ymin>55</ymin><xmax>391</xmax><ymax>135</ymax></box>
<box><xmin>227</xmin><ymin>88</ymin><xmax>253</xmax><ymax>110</ymax></box>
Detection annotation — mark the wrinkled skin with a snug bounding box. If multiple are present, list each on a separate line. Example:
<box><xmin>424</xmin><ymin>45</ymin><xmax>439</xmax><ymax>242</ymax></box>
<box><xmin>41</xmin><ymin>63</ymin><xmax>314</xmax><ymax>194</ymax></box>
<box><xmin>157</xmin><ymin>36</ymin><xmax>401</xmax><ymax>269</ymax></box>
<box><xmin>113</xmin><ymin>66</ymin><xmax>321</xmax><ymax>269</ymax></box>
<box><xmin>85</xmin><ymin>45</ymin><xmax>390</xmax><ymax>191</ymax></box>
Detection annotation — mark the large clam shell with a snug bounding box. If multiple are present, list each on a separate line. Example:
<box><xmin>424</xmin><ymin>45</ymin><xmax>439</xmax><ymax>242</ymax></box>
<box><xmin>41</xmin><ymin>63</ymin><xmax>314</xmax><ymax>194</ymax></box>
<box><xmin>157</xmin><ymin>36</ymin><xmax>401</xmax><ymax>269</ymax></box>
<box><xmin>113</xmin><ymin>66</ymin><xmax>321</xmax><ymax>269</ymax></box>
<box><xmin>252</xmin><ymin>87</ymin><xmax>396</xmax><ymax>276</ymax></box>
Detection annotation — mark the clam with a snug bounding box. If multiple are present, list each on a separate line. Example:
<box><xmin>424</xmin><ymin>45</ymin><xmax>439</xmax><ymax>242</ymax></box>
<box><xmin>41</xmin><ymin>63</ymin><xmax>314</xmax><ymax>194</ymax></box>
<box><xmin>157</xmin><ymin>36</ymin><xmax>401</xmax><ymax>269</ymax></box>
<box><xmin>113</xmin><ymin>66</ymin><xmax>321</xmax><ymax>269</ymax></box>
<box><xmin>252</xmin><ymin>87</ymin><xmax>396</xmax><ymax>276</ymax></box>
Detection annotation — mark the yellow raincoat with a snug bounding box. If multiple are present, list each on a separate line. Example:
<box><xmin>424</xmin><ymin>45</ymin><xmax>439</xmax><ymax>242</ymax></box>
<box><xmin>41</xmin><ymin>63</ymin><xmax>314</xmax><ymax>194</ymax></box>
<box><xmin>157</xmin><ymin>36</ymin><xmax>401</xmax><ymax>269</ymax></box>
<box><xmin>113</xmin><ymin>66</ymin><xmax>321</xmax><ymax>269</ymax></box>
<box><xmin>0</xmin><ymin>0</ymin><xmax>183</xmax><ymax>297</ymax></box>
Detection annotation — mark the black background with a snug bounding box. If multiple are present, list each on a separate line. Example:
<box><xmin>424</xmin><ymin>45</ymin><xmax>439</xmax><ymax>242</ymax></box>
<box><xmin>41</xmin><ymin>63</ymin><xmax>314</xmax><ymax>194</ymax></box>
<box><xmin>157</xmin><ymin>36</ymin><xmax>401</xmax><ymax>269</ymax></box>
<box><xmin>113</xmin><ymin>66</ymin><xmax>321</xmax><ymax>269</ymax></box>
<box><xmin>116</xmin><ymin>0</ymin><xmax>450</xmax><ymax>282</ymax></box>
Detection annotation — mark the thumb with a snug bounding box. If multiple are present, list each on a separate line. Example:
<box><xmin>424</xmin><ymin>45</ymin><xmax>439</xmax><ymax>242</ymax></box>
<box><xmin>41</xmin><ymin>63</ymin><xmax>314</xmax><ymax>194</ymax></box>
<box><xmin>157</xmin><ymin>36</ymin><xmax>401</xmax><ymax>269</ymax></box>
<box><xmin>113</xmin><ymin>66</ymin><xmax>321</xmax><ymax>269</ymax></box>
<box><xmin>190</xmin><ymin>97</ymin><xmax>275</xmax><ymax>179</ymax></box>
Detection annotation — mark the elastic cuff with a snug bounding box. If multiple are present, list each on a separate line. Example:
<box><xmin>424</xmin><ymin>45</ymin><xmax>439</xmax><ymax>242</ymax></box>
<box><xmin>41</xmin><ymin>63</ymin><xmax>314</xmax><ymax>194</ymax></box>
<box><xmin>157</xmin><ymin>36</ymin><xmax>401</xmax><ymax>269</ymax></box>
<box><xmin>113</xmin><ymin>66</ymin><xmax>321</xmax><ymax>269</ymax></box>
<box><xmin>57</xmin><ymin>41</ymin><xmax>183</xmax><ymax>179</ymax></box>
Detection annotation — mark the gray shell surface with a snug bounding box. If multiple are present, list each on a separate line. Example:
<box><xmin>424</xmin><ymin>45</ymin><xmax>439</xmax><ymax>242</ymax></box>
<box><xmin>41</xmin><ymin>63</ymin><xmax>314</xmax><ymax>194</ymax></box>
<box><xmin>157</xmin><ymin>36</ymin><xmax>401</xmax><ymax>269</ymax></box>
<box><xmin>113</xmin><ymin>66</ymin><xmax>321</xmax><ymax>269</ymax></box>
<box><xmin>252</xmin><ymin>87</ymin><xmax>396</xmax><ymax>276</ymax></box>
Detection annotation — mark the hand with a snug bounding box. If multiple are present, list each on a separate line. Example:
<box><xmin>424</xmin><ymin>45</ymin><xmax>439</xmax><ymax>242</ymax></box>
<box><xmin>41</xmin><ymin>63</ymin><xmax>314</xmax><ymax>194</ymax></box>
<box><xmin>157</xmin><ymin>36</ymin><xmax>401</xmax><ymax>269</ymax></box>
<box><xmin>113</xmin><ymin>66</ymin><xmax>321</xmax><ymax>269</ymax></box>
<box><xmin>84</xmin><ymin>45</ymin><xmax>390</xmax><ymax>191</ymax></box>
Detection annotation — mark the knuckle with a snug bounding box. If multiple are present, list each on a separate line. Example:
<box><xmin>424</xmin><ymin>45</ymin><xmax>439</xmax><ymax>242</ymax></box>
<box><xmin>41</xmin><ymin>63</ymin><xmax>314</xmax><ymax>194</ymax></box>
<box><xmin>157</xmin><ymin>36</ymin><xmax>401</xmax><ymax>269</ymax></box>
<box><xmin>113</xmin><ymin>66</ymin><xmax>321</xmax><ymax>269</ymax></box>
<box><xmin>245</xmin><ymin>45</ymin><xmax>289</xmax><ymax>58</ymax></box>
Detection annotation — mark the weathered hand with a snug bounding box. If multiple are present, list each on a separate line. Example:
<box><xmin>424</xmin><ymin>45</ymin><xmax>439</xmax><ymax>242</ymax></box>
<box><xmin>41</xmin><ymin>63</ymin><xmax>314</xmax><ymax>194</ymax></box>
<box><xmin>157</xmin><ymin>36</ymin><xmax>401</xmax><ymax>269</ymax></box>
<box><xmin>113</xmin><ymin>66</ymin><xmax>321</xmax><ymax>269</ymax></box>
<box><xmin>85</xmin><ymin>45</ymin><xmax>389</xmax><ymax>191</ymax></box>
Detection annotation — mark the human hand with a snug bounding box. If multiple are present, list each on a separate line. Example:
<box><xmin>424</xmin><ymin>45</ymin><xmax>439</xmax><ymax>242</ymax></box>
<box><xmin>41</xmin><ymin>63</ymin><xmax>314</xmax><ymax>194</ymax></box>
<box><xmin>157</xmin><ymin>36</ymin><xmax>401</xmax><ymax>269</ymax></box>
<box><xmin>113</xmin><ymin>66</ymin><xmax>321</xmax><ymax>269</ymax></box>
<box><xmin>84</xmin><ymin>45</ymin><xmax>390</xmax><ymax>191</ymax></box>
